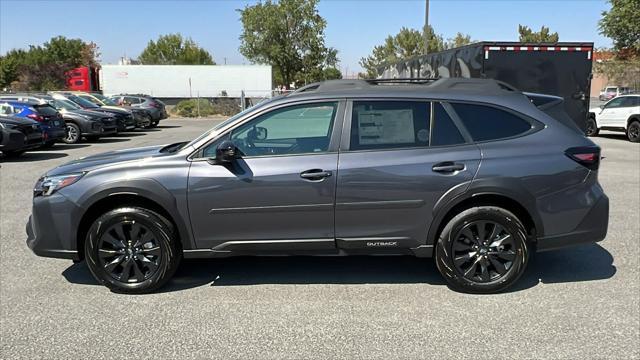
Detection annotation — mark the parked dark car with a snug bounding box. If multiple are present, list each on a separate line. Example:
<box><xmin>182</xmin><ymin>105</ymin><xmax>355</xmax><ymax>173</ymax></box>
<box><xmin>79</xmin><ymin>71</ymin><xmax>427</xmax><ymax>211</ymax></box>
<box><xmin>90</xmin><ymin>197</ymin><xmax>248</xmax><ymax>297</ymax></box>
<box><xmin>50</xmin><ymin>92</ymin><xmax>136</xmax><ymax>132</ymax></box>
<box><xmin>74</xmin><ymin>92</ymin><xmax>152</xmax><ymax>128</ymax></box>
<box><xmin>0</xmin><ymin>115</ymin><xmax>45</xmax><ymax>157</ymax></box>
<box><xmin>0</xmin><ymin>95</ymin><xmax>118</xmax><ymax>144</ymax></box>
<box><xmin>27</xmin><ymin>79</ymin><xmax>609</xmax><ymax>294</ymax></box>
<box><xmin>0</xmin><ymin>100</ymin><xmax>66</xmax><ymax>148</ymax></box>
<box><xmin>110</xmin><ymin>94</ymin><xmax>168</xmax><ymax>127</ymax></box>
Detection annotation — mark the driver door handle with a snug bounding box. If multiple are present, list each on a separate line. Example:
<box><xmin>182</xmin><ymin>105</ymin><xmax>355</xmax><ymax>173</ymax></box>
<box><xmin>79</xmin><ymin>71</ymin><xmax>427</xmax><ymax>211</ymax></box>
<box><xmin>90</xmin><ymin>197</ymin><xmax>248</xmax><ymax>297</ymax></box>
<box><xmin>300</xmin><ymin>169</ymin><xmax>332</xmax><ymax>181</ymax></box>
<box><xmin>432</xmin><ymin>162</ymin><xmax>465</xmax><ymax>173</ymax></box>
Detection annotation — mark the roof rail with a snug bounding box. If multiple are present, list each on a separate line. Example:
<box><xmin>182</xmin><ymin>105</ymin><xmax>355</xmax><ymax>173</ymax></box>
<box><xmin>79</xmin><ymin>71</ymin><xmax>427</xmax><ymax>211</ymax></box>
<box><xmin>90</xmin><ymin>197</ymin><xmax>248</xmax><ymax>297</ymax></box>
<box><xmin>366</xmin><ymin>78</ymin><xmax>440</xmax><ymax>85</ymax></box>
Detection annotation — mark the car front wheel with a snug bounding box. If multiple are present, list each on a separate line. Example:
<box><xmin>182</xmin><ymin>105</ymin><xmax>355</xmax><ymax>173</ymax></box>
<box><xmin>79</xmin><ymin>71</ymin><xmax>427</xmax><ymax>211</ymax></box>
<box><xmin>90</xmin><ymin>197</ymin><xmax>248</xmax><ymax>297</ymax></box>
<box><xmin>63</xmin><ymin>123</ymin><xmax>81</xmax><ymax>144</ymax></box>
<box><xmin>435</xmin><ymin>206</ymin><xmax>529</xmax><ymax>294</ymax></box>
<box><xmin>84</xmin><ymin>207</ymin><xmax>181</xmax><ymax>293</ymax></box>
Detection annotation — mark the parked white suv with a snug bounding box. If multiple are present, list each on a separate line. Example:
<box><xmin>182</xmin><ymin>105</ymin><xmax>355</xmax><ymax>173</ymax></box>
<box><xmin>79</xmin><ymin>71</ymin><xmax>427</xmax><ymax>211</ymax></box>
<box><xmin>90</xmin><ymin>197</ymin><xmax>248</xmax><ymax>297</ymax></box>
<box><xmin>587</xmin><ymin>95</ymin><xmax>640</xmax><ymax>142</ymax></box>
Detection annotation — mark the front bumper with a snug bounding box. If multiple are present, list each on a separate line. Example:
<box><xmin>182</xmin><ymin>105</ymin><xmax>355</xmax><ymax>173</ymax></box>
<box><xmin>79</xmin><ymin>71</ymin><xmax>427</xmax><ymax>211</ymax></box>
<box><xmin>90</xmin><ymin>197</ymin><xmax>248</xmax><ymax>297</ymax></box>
<box><xmin>536</xmin><ymin>194</ymin><xmax>609</xmax><ymax>251</ymax></box>
<box><xmin>26</xmin><ymin>193</ymin><xmax>82</xmax><ymax>260</ymax></box>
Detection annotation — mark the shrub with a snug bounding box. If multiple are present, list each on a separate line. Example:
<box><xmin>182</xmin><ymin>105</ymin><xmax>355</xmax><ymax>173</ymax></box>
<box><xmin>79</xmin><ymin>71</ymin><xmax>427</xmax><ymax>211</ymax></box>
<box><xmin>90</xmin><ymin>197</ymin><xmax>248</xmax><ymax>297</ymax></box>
<box><xmin>175</xmin><ymin>99</ymin><xmax>215</xmax><ymax>117</ymax></box>
<box><xmin>175</xmin><ymin>98</ymin><xmax>242</xmax><ymax>117</ymax></box>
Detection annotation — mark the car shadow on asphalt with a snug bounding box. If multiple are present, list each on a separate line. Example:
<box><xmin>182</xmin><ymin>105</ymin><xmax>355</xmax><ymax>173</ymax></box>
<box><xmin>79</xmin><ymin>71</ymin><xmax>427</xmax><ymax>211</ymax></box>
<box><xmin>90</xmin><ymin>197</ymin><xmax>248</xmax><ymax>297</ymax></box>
<box><xmin>88</xmin><ymin>138</ymin><xmax>132</xmax><ymax>143</ymax></box>
<box><xmin>61</xmin><ymin>243</ymin><xmax>616</xmax><ymax>294</ymax></box>
<box><xmin>156</xmin><ymin>125</ymin><xmax>182</xmax><ymax>129</ymax></box>
<box><xmin>597</xmin><ymin>133</ymin><xmax>629</xmax><ymax>141</ymax></box>
<box><xmin>1</xmin><ymin>152</ymin><xmax>68</xmax><ymax>162</ymax></box>
<box><xmin>53</xmin><ymin>144</ymin><xmax>91</xmax><ymax>150</ymax></box>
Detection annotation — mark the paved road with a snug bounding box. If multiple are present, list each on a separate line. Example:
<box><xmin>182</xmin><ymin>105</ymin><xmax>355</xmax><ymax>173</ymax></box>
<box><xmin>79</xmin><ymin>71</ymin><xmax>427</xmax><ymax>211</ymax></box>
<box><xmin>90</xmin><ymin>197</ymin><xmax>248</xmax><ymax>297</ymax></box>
<box><xmin>1</xmin><ymin>119</ymin><xmax>638</xmax><ymax>359</ymax></box>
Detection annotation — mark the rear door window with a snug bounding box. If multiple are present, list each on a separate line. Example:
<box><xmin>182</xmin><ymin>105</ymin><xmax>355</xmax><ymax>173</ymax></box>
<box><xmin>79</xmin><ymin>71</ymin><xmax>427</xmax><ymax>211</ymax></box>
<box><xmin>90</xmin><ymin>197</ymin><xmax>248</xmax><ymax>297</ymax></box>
<box><xmin>349</xmin><ymin>101</ymin><xmax>430</xmax><ymax>150</ymax></box>
<box><xmin>450</xmin><ymin>103</ymin><xmax>532</xmax><ymax>142</ymax></box>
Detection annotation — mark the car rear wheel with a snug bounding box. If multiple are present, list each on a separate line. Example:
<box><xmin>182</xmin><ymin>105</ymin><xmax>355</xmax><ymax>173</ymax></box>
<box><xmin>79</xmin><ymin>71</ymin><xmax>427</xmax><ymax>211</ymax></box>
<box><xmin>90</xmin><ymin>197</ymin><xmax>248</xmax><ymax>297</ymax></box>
<box><xmin>435</xmin><ymin>206</ymin><xmax>529</xmax><ymax>294</ymax></box>
<box><xmin>84</xmin><ymin>207</ymin><xmax>181</xmax><ymax>294</ymax></box>
<box><xmin>627</xmin><ymin>120</ymin><xmax>640</xmax><ymax>143</ymax></box>
<box><xmin>140</xmin><ymin>114</ymin><xmax>153</xmax><ymax>129</ymax></box>
<box><xmin>586</xmin><ymin>117</ymin><xmax>599</xmax><ymax>137</ymax></box>
<box><xmin>63</xmin><ymin>123</ymin><xmax>81</xmax><ymax>144</ymax></box>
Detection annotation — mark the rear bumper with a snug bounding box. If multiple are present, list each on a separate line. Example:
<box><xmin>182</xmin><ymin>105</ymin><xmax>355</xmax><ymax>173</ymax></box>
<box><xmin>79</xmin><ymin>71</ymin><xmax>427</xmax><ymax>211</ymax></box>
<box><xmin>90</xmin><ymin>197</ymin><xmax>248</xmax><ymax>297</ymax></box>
<box><xmin>536</xmin><ymin>194</ymin><xmax>609</xmax><ymax>251</ymax></box>
<box><xmin>46</xmin><ymin>127</ymin><xmax>67</xmax><ymax>141</ymax></box>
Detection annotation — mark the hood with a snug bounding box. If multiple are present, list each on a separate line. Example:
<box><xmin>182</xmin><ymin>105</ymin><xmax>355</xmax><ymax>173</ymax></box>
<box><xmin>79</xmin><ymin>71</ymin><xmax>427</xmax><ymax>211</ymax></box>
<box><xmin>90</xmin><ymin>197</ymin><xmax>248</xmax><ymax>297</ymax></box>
<box><xmin>89</xmin><ymin>107</ymin><xmax>131</xmax><ymax>116</ymax></box>
<box><xmin>62</xmin><ymin>109</ymin><xmax>111</xmax><ymax>119</ymax></box>
<box><xmin>101</xmin><ymin>105</ymin><xmax>138</xmax><ymax>113</ymax></box>
<box><xmin>46</xmin><ymin>144</ymin><xmax>167</xmax><ymax>176</ymax></box>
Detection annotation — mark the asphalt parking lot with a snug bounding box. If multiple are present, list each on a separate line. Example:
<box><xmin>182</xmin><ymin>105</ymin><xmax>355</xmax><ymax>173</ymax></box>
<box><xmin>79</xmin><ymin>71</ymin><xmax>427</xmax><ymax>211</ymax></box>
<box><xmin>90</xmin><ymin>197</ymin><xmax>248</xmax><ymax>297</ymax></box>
<box><xmin>1</xmin><ymin>119</ymin><xmax>638</xmax><ymax>359</ymax></box>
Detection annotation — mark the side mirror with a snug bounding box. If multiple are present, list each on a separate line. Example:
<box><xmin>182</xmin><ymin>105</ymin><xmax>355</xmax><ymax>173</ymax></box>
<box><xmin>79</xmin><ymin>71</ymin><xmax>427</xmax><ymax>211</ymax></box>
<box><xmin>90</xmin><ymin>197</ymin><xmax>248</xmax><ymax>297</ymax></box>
<box><xmin>215</xmin><ymin>140</ymin><xmax>239</xmax><ymax>163</ymax></box>
<box><xmin>248</xmin><ymin>126</ymin><xmax>268</xmax><ymax>141</ymax></box>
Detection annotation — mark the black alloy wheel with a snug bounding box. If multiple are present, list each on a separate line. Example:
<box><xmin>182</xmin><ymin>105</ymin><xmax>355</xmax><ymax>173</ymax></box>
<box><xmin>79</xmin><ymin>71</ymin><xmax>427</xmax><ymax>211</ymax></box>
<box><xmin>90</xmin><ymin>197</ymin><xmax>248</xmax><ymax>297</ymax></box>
<box><xmin>451</xmin><ymin>220</ymin><xmax>516</xmax><ymax>283</ymax></box>
<box><xmin>97</xmin><ymin>221</ymin><xmax>162</xmax><ymax>283</ymax></box>
<box><xmin>435</xmin><ymin>206</ymin><xmax>529</xmax><ymax>294</ymax></box>
<box><xmin>85</xmin><ymin>207</ymin><xmax>181</xmax><ymax>293</ymax></box>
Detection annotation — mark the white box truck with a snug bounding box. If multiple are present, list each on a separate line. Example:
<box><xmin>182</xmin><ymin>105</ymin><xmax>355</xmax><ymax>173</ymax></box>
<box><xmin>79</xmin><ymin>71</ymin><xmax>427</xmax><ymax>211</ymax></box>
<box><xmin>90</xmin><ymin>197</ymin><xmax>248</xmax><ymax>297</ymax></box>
<box><xmin>99</xmin><ymin>65</ymin><xmax>272</xmax><ymax>99</ymax></box>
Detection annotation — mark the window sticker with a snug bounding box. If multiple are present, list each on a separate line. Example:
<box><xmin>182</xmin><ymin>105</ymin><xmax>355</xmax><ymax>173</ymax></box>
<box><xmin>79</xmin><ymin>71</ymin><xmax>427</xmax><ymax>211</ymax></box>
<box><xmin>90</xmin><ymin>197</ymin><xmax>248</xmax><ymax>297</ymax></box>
<box><xmin>357</xmin><ymin>109</ymin><xmax>415</xmax><ymax>145</ymax></box>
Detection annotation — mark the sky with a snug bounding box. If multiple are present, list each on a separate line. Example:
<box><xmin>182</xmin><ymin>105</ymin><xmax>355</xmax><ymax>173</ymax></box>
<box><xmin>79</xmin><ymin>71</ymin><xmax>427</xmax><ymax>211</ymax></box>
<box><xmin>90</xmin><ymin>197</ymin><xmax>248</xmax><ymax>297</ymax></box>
<box><xmin>0</xmin><ymin>0</ymin><xmax>612</xmax><ymax>75</ymax></box>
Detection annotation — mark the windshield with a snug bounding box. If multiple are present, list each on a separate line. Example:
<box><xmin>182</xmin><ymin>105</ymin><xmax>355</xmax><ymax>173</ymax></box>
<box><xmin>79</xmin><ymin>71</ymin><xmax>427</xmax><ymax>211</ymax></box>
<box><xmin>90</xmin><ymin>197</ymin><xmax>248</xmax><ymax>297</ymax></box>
<box><xmin>49</xmin><ymin>99</ymin><xmax>81</xmax><ymax>111</ymax></box>
<box><xmin>67</xmin><ymin>94</ymin><xmax>100</xmax><ymax>108</ymax></box>
<box><xmin>92</xmin><ymin>93</ymin><xmax>119</xmax><ymax>106</ymax></box>
<box><xmin>182</xmin><ymin>97</ymin><xmax>279</xmax><ymax>151</ymax></box>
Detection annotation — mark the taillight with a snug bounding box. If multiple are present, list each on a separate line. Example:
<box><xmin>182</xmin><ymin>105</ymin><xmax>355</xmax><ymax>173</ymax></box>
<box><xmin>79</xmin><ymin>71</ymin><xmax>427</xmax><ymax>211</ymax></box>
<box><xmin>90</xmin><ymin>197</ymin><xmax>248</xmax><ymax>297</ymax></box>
<box><xmin>27</xmin><ymin>114</ymin><xmax>44</xmax><ymax>122</ymax></box>
<box><xmin>566</xmin><ymin>146</ymin><xmax>601</xmax><ymax>170</ymax></box>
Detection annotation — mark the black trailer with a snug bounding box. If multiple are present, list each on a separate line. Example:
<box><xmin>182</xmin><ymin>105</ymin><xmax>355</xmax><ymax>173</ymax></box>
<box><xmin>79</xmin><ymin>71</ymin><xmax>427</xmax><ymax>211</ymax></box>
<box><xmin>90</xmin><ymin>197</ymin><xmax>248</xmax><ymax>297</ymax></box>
<box><xmin>377</xmin><ymin>41</ymin><xmax>594</xmax><ymax>131</ymax></box>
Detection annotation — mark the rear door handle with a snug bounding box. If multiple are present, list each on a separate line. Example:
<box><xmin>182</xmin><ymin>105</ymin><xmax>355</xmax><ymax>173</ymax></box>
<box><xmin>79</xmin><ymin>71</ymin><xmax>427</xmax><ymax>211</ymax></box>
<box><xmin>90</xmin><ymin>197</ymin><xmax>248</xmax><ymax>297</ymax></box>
<box><xmin>300</xmin><ymin>169</ymin><xmax>332</xmax><ymax>181</ymax></box>
<box><xmin>432</xmin><ymin>162</ymin><xmax>465</xmax><ymax>173</ymax></box>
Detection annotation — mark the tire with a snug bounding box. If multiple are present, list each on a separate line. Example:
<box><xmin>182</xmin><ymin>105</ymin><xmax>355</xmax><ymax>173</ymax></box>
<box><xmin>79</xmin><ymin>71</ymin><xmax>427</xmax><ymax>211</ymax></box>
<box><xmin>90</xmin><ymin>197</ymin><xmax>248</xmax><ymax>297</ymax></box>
<box><xmin>63</xmin><ymin>123</ymin><xmax>81</xmax><ymax>144</ymax></box>
<box><xmin>435</xmin><ymin>206</ymin><xmax>529</xmax><ymax>294</ymax></box>
<box><xmin>139</xmin><ymin>114</ymin><xmax>152</xmax><ymax>129</ymax></box>
<box><xmin>84</xmin><ymin>207</ymin><xmax>181</xmax><ymax>294</ymax></box>
<box><xmin>148</xmin><ymin>118</ymin><xmax>159</xmax><ymax>128</ymax></box>
<box><xmin>627</xmin><ymin>120</ymin><xmax>640</xmax><ymax>143</ymax></box>
<box><xmin>585</xmin><ymin>117</ymin><xmax>599</xmax><ymax>137</ymax></box>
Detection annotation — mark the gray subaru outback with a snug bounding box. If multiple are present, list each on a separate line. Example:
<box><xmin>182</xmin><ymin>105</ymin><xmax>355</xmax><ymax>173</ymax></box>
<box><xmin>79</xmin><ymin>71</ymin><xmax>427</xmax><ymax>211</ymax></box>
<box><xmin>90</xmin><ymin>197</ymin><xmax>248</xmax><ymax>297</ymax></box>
<box><xmin>26</xmin><ymin>78</ymin><xmax>609</xmax><ymax>294</ymax></box>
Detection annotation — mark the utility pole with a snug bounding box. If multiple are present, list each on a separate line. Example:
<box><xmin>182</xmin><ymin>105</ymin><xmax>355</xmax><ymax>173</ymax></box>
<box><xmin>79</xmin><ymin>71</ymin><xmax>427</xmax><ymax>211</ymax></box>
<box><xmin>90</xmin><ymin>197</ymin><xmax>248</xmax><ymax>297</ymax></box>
<box><xmin>424</xmin><ymin>0</ymin><xmax>430</xmax><ymax>55</ymax></box>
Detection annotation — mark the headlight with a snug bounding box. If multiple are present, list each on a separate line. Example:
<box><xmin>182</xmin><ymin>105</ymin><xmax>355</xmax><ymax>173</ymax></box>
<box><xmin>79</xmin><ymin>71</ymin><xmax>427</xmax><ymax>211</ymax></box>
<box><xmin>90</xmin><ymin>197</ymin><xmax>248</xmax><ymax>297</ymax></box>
<box><xmin>34</xmin><ymin>172</ymin><xmax>85</xmax><ymax>196</ymax></box>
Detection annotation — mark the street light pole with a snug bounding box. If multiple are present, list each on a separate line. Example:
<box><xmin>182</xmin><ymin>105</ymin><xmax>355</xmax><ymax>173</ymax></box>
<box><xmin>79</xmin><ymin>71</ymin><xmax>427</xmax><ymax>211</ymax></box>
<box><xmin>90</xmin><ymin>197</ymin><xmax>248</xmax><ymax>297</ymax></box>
<box><xmin>424</xmin><ymin>0</ymin><xmax>430</xmax><ymax>55</ymax></box>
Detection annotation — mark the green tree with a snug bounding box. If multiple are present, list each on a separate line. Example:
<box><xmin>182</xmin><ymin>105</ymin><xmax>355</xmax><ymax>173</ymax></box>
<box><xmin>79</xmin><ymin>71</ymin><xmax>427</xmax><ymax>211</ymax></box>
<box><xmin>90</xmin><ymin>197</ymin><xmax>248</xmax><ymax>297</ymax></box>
<box><xmin>1</xmin><ymin>36</ymin><xmax>99</xmax><ymax>90</ymax></box>
<box><xmin>139</xmin><ymin>33</ymin><xmax>214</xmax><ymax>65</ymax></box>
<box><xmin>445</xmin><ymin>33</ymin><xmax>475</xmax><ymax>49</ymax></box>
<box><xmin>322</xmin><ymin>67</ymin><xmax>342</xmax><ymax>80</ymax></box>
<box><xmin>359</xmin><ymin>25</ymin><xmax>448</xmax><ymax>78</ymax></box>
<box><xmin>599</xmin><ymin>0</ymin><xmax>640</xmax><ymax>55</ymax></box>
<box><xmin>238</xmin><ymin>0</ymin><xmax>339</xmax><ymax>88</ymax></box>
<box><xmin>518</xmin><ymin>25</ymin><xmax>559</xmax><ymax>42</ymax></box>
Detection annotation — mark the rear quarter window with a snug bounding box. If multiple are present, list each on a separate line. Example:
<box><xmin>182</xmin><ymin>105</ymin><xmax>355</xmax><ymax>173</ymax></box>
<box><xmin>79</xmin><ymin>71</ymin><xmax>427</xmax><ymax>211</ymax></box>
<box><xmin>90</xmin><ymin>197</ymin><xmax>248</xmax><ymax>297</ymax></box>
<box><xmin>450</xmin><ymin>103</ymin><xmax>532</xmax><ymax>142</ymax></box>
<box><xmin>34</xmin><ymin>105</ymin><xmax>59</xmax><ymax>116</ymax></box>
